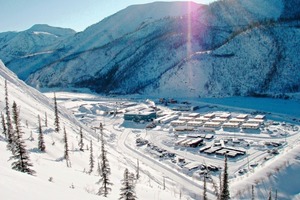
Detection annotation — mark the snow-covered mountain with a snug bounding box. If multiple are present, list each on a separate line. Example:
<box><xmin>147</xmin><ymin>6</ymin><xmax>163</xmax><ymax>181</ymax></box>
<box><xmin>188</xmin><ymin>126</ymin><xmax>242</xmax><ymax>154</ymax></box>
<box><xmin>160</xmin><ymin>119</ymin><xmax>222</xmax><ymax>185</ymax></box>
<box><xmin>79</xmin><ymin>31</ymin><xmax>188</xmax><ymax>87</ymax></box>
<box><xmin>61</xmin><ymin>1</ymin><xmax>204</xmax><ymax>53</ymax></box>
<box><xmin>0</xmin><ymin>24</ymin><xmax>75</xmax><ymax>79</ymax></box>
<box><xmin>2</xmin><ymin>0</ymin><xmax>300</xmax><ymax>98</ymax></box>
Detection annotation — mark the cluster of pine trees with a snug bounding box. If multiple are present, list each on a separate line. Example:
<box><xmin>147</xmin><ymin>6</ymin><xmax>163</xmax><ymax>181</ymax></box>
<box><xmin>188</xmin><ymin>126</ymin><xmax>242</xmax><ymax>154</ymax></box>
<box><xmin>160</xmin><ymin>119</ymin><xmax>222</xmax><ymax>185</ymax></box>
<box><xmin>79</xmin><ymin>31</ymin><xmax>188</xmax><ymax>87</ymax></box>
<box><xmin>1</xmin><ymin>80</ymin><xmax>138</xmax><ymax>199</ymax></box>
<box><xmin>1</xmin><ymin>80</ymin><xmax>35</xmax><ymax>175</ymax></box>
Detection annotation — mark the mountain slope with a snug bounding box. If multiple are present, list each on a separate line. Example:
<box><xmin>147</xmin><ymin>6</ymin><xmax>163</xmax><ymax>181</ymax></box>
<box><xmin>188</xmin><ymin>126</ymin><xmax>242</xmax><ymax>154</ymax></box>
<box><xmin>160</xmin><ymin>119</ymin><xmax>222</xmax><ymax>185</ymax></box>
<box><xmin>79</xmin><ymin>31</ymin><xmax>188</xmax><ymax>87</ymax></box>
<box><xmin>0</xmin><ymin>24</ymin><xmax>76</xmax><ymax>79</ymax></box>
<box><xmin>4</xmin><ymin>2</ymin><xmax>203</xmax><ymax>82</ymax></box>
<box><xmin>3</xmin><ymin>0</ymin><xmax>300</xmax><ymax>98</ymax></box>
<box><xmin>146</xmin><ymin>21</ymin><xmax>300</xmax><ymax>97</ymax></box>
<box><xmin>60</xmin><ymin>1</ymin><xmax>203</xmax><ymax>53</ymax></box>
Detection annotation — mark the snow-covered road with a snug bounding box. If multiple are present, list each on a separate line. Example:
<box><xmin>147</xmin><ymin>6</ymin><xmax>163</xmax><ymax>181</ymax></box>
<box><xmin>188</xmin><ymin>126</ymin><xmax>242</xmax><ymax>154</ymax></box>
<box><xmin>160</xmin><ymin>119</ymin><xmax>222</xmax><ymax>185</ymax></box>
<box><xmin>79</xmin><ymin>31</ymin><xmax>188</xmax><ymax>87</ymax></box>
<box><xmin>116</xmin><ymin>129</ymin><xmax>216</xmax><ymax>199</ymax></box>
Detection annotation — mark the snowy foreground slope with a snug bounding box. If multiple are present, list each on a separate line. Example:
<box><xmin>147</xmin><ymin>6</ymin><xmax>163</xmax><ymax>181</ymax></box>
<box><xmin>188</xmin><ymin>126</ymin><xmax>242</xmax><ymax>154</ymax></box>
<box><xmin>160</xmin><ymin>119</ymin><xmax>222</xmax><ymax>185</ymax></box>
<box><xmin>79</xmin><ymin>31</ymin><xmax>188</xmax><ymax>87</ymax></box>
<box><xmin>0</xmin><ymin>61</ymin><xmax>182</xmax><ymax>200</ymax></box>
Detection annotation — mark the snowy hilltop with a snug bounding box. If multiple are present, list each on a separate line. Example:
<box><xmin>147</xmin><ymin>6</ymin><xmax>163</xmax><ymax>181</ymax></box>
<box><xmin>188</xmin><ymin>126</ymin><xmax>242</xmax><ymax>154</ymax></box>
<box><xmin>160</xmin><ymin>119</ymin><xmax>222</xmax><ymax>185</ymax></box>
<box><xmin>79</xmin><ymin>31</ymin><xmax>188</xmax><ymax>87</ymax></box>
<box><xmin>1</xmin><ymin>0</ymin><xmax>300</xmax><ymax>98</ymax></box>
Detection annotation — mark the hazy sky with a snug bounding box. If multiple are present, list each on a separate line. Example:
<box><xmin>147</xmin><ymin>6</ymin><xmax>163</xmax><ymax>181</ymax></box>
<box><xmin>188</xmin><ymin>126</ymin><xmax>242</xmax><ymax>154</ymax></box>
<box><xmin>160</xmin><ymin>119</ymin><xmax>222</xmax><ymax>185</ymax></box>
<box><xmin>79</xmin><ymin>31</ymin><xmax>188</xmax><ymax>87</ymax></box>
<box><xmin>0</xmin><ymin>0</ymin><xmax>216</xmax><ymax>33</ymax></box>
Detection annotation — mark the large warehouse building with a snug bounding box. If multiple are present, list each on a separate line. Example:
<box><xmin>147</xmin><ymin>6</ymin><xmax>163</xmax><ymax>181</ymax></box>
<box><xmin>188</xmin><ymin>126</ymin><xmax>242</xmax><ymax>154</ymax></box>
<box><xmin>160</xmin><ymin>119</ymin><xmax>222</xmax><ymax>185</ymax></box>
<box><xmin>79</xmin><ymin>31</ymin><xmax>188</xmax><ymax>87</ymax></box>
<box><xmin>124</xmin><ymin>111</ymin><xmax>157</xmax><ymax>122</ymax></box>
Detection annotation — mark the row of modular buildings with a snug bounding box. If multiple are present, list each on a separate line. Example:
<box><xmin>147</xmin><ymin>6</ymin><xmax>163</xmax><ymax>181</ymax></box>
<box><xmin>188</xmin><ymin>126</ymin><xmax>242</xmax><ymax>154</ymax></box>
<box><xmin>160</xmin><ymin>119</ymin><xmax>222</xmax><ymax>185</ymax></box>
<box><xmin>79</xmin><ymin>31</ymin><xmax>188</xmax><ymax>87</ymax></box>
<box><xmin>170</xmin><ymin>112</ymin><xmax>265</xmax><ymax>130</ymax></box>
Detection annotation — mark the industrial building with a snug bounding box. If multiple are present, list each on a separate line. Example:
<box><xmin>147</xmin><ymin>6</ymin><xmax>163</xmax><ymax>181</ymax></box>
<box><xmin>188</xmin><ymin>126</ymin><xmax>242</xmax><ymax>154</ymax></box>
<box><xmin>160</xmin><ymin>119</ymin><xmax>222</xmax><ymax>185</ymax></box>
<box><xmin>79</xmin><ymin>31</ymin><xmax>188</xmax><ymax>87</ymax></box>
<box><xmin>204</xmin><ymin>121</ymin><xmax>221</xmax><ymax>128</ymax></box>
<box><xmin>171</xmin><ymin>120</ymin><xmax>186</xmax><ymax>126</ymax></box>
<box><xmin>241</xmin><ymin>123</ymin><xmax>260</xmax><ymax>129</ymax></box>
<box><xmin>220</xmin><ymin>113</ymin><xmax>231</xmax><ymax>119</ymax></box>
<box><xmin>236</xmin><ymin>114</ymin><xmax>248</xmax><ymax>119</ymax></box>
<box><xmin>212</xmin><ymin>118</ymin><xmax>227</xmax><ymax>123</ymax></box>
<box><xmin>124</xmin><ymin>111</ymin><xmax>156</xmax><ymax>122</ymax></box>
<box><xmin>204</xmin><ymin>113</ymin><xmax>215</xmax><ymax>118</ymax></box>
<box><xmin>188</xmin><ymin>113</ymin><xmax>201</xmax><ymax>118</ymax></box>
<box><xmin>222</xmin><ymin>122</ymin><xmax>240</xmax><ymax>128</ymax></box>
<box><xmin>187</xmin><ymin>121</ymin><xmax>203</xmax><ymax>127</ymax></box>
<box><xmin>247</xmin><ymin>118</ymin><xmax>264</xmax><ymax>124</ymax></box>
<box><xmin>254</xmin><ymin>115</ymin><xmax>265</xmax><ymax>119</ymax></box>
<box><xmin>174</xmin><ymin>126</ymin><xmax>194</xmax><ymax>132</ymax></box>
<box><xmin>195</xmin><ymin>117</ymin><xmax>210</xmax><ymax>122</ymax></box>
<box><xmin>178</xmin><ymin>116</ymin><xmax>194</xmax><ymax>122</ymax></box>
<box><xmin>229</xmin><ymin>118</ymin><xmax>246</xmax><ymax>124</ymax></box>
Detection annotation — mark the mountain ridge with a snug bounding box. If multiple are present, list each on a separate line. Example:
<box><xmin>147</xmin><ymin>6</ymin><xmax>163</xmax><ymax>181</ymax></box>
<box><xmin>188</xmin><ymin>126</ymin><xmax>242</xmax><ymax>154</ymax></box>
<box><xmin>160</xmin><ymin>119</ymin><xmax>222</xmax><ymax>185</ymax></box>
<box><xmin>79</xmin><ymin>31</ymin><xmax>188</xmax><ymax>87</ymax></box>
<box><xmin>1</xmin><ymin>0</ymin><xmax>300</xmax><ymax>98</ymax></box>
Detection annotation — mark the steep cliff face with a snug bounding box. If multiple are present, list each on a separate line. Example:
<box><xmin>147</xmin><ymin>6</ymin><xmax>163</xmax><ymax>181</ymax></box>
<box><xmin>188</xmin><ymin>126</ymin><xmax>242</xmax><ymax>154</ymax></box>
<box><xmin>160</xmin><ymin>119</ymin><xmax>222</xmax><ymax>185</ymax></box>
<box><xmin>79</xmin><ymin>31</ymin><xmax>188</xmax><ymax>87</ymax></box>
<box><xmin>2</xmin><ymin>0</ymin><xmax>300</xmax><ymax>98</ymax></box>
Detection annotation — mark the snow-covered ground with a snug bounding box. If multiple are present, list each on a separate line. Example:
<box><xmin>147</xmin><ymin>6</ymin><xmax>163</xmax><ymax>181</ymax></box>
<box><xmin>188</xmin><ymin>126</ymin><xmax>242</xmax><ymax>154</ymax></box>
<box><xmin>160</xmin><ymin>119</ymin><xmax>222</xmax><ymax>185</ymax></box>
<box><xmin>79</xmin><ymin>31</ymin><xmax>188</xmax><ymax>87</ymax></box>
<box><xmin>0</xmin><ymin>61</ymin><xmax>184</xmax><ymax>200</ymax></box>
<box><xmin>44</xmin><ymin>90</ymin><xmax>300</xmax><ymax>199</ymax></box>
<box><xmin>1</xmin><ymin>59</ymin><xmax>300</xmax><ymax>199</ymax></box>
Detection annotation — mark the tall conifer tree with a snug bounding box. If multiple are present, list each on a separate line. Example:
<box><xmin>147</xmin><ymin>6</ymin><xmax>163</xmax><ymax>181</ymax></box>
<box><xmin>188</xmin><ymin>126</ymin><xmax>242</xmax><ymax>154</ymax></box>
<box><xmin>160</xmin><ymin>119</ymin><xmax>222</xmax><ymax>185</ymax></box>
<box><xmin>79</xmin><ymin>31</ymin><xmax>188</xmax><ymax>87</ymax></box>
<box><xmin>203</xmin><ymin>176</ymin><xmax>208</xmax><ymax>200</ymax></box>
<box><xmin>97</xmin><ymin>123</ymin><xmax>112</xmax><ymax>197</ymax></box>
<box><xmin>220</xmin><ymin>155</ymin><xmax>230</xmax><ymax>200</ymax></box>
<box><xmin>97</xmin><ymin>160</ymin><xmax>101</xmax><ymax>176</ymax></box>
<box><xmin>63</xmin><ymin>127</ymin><xmax>70</xmax><ymax>167</ymax></box>
<box><xmin>54</xmin><ymin>93</ymin><xmax>60</xmax><ymax>132</ymax></box>
<box><xmin>10</xmin><ymin>101</ymin><xmax>35</xmax><ymax>175</ymax></box>
<box><xmin>89</xmin><ymin>140</ymin><xmax>94</xmax><ymax>174</ymax></box>
<box><xmin>1</xmin><ymin>113</ymin><xmax>6</xmax><ymax>137</ymax></box>
<box><xmin>78</xmin><ymin>127</ymin><xmax>84</xmax><ymax>151</ymax></box>
<box><xmin>37</xmin><ymin>115</ymin><xmax>46</xmax><ymax>152</ymax></box>
<box><xmin>44</xmin><ymin>112</ymin><xmax>48</xmax><ymax>127</ymax></box>
<box><xmin>119</xmin><ymin>168</ymin><xmax>136</xmax><ymax>200</ymax></box>
<box><xmin>268</xmin><ymin>189</ymin><xmax>272</xmax><ymax>200</ymax></box>
<box><xmin>136</xmin><ymin>159</ymin><xmax>140</xmax><ymax>180</ymax></box>
<box><xmin>251</xmin><ymin>185</ymin><xmax>255</xmax><ymax>200</ymax></box>
<box><xmin>4</xmin><ymin>80</ymin><xmax>14</xmax><ymax>150</ymax></box>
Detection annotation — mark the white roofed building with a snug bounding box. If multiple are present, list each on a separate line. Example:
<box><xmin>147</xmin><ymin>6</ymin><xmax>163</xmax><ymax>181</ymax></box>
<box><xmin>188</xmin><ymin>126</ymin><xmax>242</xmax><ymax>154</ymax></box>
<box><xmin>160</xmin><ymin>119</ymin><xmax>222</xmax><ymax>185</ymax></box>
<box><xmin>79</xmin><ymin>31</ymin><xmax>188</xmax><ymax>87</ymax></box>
<box><xmin>236</xmin><ymin>114</ymin><xmax>248</xmax><ymax>119</ymax></box>
<box><xmin>204</xmin><ymin>121</ymin><xmax>221</xmax><ymax>128</ymax></box>
<box><xmin>223</xmin><ymin>122</ymin><xmax>240</xmax><ymax>128</ymax></box>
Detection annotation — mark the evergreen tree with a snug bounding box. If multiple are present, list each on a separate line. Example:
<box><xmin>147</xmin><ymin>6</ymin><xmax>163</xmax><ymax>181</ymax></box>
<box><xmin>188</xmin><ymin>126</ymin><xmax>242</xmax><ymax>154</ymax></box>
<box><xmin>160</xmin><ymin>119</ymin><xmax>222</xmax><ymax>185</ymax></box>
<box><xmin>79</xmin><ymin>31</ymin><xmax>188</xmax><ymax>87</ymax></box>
<box><xmin>203</xmin><ymin>176</ymin><xmax>208</xmax><ymax>200</ymax></box>
<box><xmin>78</xmin><ymin>127</ymin><xmax>84</xmax><ymax>151</ymax></box>
<box><xmin>10</xmin><ymin>101</ymin><xmax>35</xmax><ymax>175</ymax></box>
<box><xmin>251</xmin><ymin>185</ymin><xmax>255</xmax><ymax>200</ymax></box>
<box><xmin>54</xmin><ymin>93</ymin><xmax>60</xmax><ymax>132</ymax></box>
<box><xmin>89</xmin><ymin>140</ymin><xmax>94</xmax><ymax>174</ymax></box>
<box><xmin>274</xmin><ymin>189</ymin><xmax>277</xmax><ymax>200</ymax></box>
<box><xmin>129</xmin><ymin>172</ymin><xmax>136</xmax><ymax>186</ymax></box>
<box><xmin>119</xmin><ymin>168</ymin><xmax>136</xmax><ymax>200</ymax></box>
<box><xmin>4</xmin><ymin>80</ymin><xmax>14</xmax><ymax>150</ymax></box>
<box><xmin>268</xmin><ymin>189</ymin><xmax>272</xmax><ymax>200</ymax></box>
<box><xmin>136</xmin><ymin>159</ymin><xmax>140</xmax><ymax>180</ymax></box>
<box><xmin>44</xmin><ymin>112</ymin><xmax>48</xmax><ymax>127</ymax></box>
<box><xmin>219</xmin><ymin>171</ymin><xmax>222</xmax><ymax>199</ymax></box>
<box><xmin>37</xmin><ymin>115</ymin><xmax>46</xmax><ymax>152</ymax></box>
<box><xmin>220</xmin><ymin>155</ymin><xmax>230</xmax><ymax>200</ymax></box>
<box><xmin>63</xmin><ymin>127</ymin><xmax>70</xmax><ymax>167</ymax></box>
<box><xmin>97</xmin><ymin>160</ymin><xmax>101</xmax><ymax>176</ymax></box>
<box><xmin>1</xmin><ymin>113</ymin><xmax>6</xmax><ymax>137</ymax></box>
<box><xmin>97</xmin><ymin>123</ymin><xmax>112</xmax><ymax>197</ymax></box>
